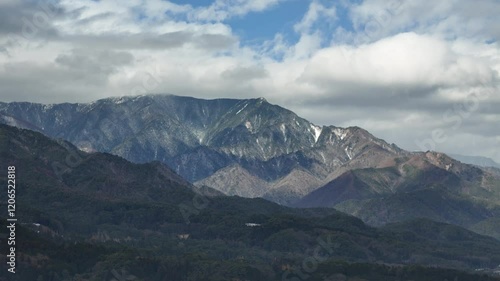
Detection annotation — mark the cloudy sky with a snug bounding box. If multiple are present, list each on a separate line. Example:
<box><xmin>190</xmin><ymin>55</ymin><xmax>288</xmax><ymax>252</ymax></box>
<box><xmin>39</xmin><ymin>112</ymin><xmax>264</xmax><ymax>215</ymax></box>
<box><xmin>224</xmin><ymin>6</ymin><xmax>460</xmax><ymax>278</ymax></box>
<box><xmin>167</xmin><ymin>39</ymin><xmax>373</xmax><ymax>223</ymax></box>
<box><xmin>0</xmin><ymin>0</ymin><xmax>499</xmax><ymax>162</ymax></box>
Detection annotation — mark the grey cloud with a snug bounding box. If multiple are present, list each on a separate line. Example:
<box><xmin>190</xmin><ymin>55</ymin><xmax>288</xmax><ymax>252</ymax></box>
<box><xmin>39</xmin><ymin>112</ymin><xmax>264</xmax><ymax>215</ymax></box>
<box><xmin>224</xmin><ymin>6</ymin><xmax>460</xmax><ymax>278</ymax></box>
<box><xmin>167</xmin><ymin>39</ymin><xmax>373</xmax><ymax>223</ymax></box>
<box><xmin>0</xmin><ymin>62</ymin><xmax>94</xmax><ymax>102</ymax></box>
<box><xmin>457</xmin><ymin>119</ymin><xmax>500</xmax><ymax>138</ymax></box>
<box><xmin>0</xmin><ymin>0</ymin><xmax>65</xmax><ymax>37</ymax></box>
<box><xmin>295</xmin><ymin>83</ymin><xmax>441</xmax><ymax>109</ymax></box>
<box><xmin>282</xmin><ymin>82</ymin><xmax>500</xmax><ymax>145</ymax></box>
<box><xmin>458</xmin><ymin>0</ymin><xmax>500</xmax><ymax>40</ymax></box>
<box><xmin>0</xmin><ymin>0</ymin><xmax>70</xmax><ymax>56</ymax></box>
<box><xmin>0</xmin><ymin>1</ymin><xmax>236</xmax><ymax>52</ymax></box>
<box><xmin>193</xmin><ymin>33</ymin><xmax>237</xmax><ymax>50</ymax></box>
<box><xmin>75</xmin><ymin>12</ymin><xmax>114</xmax><ymax>26</ymax></box>
<box><xmin>348</xmin><ymin>0</ymin><xmax>500</xmax><ymax>43</ymax></box>
<box><xmin>55</xmin><ymin>48</ymin><xmax>134</xmax><ymax>76</ymax></box>
<box><xmin>0</xmin><ymin>48</ymin><xmax>135</xmax><ymax>103</ymax></box>
<box><xmin>222</xmin><ymin>65</ymin><xmax>268</xmax><ymax>81</ymax></box>
<box><xmin>61</xmin><ymin>32</ymin><xmax>236</xmax><ymax>50</ymax></box>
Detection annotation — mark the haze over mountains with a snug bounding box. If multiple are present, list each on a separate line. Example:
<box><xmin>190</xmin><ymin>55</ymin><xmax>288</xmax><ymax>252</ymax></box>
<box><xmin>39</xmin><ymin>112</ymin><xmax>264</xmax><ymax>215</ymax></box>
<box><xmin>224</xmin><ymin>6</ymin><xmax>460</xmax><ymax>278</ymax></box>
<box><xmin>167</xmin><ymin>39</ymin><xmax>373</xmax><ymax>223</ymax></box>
<box><xmin>1</xmin><ymin>94</ymin><xmax>500</xmax><ymax>240</ymax></box>
<box><xmin>449</xmin><ymin>154</ymin><xmax>500</xmax><ymax>169</ymax></box>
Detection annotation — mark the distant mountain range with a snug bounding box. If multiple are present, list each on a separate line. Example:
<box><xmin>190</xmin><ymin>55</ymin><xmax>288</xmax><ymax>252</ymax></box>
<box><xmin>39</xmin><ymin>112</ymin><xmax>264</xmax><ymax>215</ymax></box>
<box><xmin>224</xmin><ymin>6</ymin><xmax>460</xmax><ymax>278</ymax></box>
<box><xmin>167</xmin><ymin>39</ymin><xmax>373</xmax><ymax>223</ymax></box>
<box><xmin>449</xmin><ymin>153</ymin><xmax>500</xmax><ymax>169</ymax></box>
<box><xmin>1</xmin><ymin>94</ymin><xmax>500</xmax><ymax>240</ymax></box>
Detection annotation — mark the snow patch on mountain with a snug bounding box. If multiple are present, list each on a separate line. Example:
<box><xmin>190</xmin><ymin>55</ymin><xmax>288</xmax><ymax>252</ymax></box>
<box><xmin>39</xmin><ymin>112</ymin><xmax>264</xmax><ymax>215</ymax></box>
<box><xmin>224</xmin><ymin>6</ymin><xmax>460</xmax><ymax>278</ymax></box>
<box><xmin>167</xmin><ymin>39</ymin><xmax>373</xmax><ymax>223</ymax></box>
<box><xmin>245</xmin><ymin>121</ymin><xmax>253</xmax><ymax>131</ymax></box>
<box><xmin>345</xmin><ymin>147</ymin><xmax>353</xmax><ymax>160</ymax></box>
<box><xmin>42</xmin><ymin>104</ymin><xmax>55</xmax><ymax>112</ymax></box>
<box><xmin>236</xmin><ymin>102</ymin><xmax>249</xmax><ymax>115</ymax></box>
<box><xmin>334</xmin><ymin>128</ymin><xmax>347</xmax><ymax>140</ymax></box>
<box><xmin>280</xmin><ymin>124</ymin><xmax>286</xmax><ymax>141</ymax></box>
<box><xmin>311</xmin><ymin>124</ymin><xmax>322</xmax><ymax>143</ymax></box>
<box><xmin>192</xmin><ymin>129</ymin><xmax>206</xmax><ymax>144</ymax></box>
<box><xmin>0</xmin><ymin>115</ymin><xmax>21</xmax><ymax>128</ymax></box>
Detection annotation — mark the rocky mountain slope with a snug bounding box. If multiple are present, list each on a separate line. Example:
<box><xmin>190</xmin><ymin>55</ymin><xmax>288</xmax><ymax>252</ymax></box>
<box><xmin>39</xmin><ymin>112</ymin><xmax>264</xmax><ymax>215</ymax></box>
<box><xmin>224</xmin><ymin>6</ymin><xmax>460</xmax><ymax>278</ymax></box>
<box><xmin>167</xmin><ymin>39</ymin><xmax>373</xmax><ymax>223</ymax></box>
<box><xmin>0</xmin><ymin>94</ymin><xmax>405</xmax><ymax>204</ymax></box>
<box><xmin>296</xmin><ymin>151</ymin><xmax>500</xmax><ymax>238</ymax></box>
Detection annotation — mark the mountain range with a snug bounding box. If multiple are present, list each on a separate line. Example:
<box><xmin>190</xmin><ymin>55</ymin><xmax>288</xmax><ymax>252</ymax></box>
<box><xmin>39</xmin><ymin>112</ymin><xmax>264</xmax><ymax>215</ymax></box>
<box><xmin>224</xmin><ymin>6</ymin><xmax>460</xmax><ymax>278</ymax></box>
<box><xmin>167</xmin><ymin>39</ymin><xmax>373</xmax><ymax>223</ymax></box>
<box><xmin>2</xmin><ymin>123</ymin><xmax>500</xmax><ymax>280</ymax></box>
<box><xmin>0</xmin><ymin>95</ymin><xmax>404</xmax><ymax>202</ymax></box>
<box><xmin>1</xmin><ymin>94</ymin><xmax>500</xmax><ymax>240</ymax></box>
